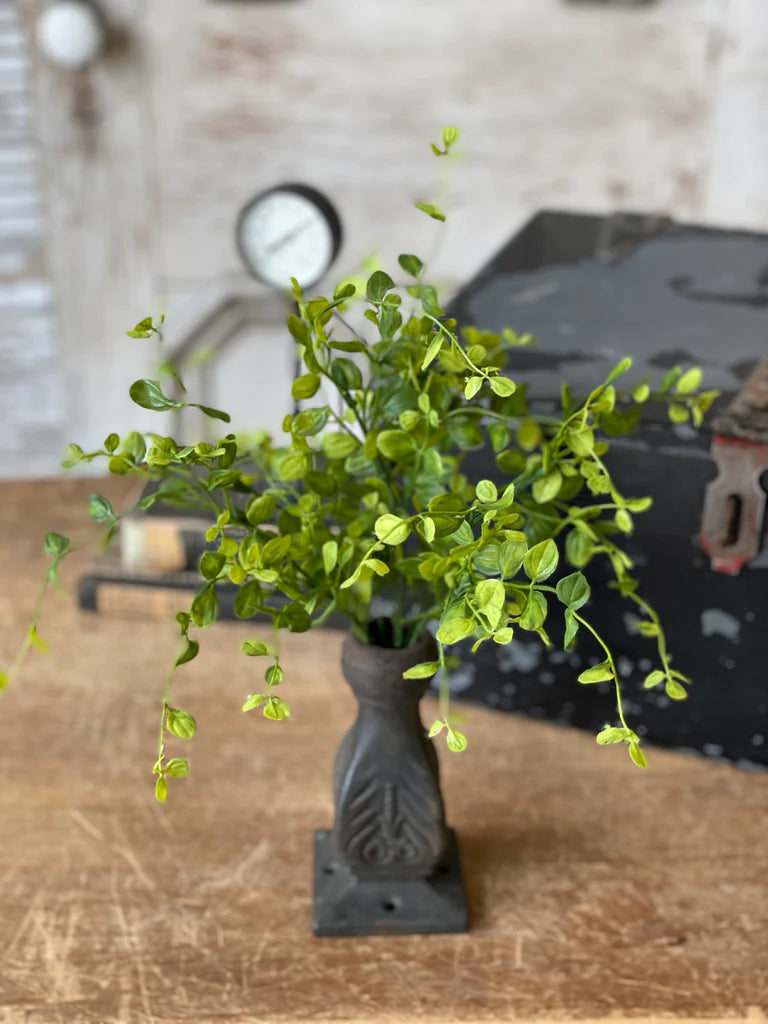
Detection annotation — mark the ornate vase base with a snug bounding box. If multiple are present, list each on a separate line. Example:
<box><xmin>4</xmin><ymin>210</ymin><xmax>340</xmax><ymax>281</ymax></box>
<box><xmin>312</xmin><ymin>828</ymin><xmax>469</xmax><ymax>937</ymax></box>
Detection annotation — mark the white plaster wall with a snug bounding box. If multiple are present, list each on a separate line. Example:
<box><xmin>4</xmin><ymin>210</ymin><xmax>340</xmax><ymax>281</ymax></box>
<box><xmin>2</xmin><ymin>0</ymin><xmax>767</xmax><ymax>479</ymax></box>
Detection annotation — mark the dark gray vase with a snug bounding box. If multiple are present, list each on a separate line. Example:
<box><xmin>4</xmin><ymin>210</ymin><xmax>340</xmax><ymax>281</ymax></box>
<box><xmin>313</xmin><ymin>626</ymin><xmax>469</xmax><ymax>936</ymax></box>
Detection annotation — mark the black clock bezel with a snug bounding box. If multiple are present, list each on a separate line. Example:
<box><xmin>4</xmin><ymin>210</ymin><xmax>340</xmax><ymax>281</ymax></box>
<box><xmin>235</xmin><ymin>183</ymin><xmax>343</xmax><ymax>290</ymax></box>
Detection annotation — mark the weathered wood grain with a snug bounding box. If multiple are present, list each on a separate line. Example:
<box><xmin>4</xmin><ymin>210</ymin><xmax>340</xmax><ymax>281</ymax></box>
<box><xmin>0</xmin><ymin>477</ymin><xmax>767</xmax><ymax>1022</ymax></box>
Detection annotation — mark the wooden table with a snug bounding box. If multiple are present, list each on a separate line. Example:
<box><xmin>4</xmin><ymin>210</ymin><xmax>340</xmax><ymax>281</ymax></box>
<box><xmin>1</xmin><ymin>479</ymin><xmax>767</xmax><ymax>1023</ymax></box>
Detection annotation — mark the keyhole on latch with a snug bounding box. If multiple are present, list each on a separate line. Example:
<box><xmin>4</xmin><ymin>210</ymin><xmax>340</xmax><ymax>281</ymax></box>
<box><xmin>723</xmin><ymin>494</ymin><xmax>743</xmax><ymax>547</ymax></box>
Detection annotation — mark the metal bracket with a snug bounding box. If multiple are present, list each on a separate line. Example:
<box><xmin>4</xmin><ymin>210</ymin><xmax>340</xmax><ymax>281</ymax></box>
<box><xmin>700</xmin><ymin>357</ymin><xmax>768</xmax><ymax>574</ymax></box>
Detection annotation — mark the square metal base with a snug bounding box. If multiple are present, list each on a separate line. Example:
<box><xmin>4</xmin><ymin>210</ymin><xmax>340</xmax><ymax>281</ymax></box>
<box><xmin>312</xmin><ymin>828</ymin><xmax>468</xmax><ymax>937</ymax></box>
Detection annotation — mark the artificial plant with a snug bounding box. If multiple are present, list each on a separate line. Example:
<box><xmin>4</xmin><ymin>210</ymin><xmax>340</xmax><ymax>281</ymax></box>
<box><xmin>2</xmin><ymin>128</ymin><xmax>715</xmax><ymax>801</ymax></box>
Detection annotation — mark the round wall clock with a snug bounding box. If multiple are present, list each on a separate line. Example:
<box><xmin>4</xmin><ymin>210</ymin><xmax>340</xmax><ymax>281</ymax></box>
<box><xmin>235</xmin><ymin>183</ymin><xmax>343</xmax><ymax>290</ymax></box>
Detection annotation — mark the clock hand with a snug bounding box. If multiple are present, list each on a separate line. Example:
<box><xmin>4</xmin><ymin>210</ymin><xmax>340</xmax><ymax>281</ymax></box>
<box><xmin>264</xmin><ymin>219</ymin><xmax>316</xmax><ymax>255</ymax></box>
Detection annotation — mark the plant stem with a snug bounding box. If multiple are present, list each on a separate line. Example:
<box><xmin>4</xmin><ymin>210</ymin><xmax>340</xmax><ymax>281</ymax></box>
<box><xmin>573</xmin><ymin>612</ymin><xmax>630</xmax><ymax>732</ymax></box>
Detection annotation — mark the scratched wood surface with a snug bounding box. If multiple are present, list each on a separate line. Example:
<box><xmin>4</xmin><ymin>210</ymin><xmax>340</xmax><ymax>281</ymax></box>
<box><xmin>1</xmin><ymin>477</ymin><xmax>768</xmax><ymax>1024</ymax></box>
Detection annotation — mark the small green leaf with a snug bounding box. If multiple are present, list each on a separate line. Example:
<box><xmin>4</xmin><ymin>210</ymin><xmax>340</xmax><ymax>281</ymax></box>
<box><xmin>519</xmin><ymin>591</ymin><xmax>547</xmax><ymax>631</ymax></box>
<box><xmin>625</xmin><ymin>496</ymin><xmax>653</xmax><ymax>513</ymax></box>
<box><xmin>175</xmin><ymin>640</ymin><xmax>199</xmax><ymax>667</ymax></box>
<box><xmin>499</xmin><ymin>536</ymin><xmax>528</xmax><ymax>579</ymax></box>
<box><xmin>195</xmin><ymin>404</ymin><xmax>231</xmax><ymax>423</ymax></box>
<box><xmin>366</xmin><ymin>270</ymin><xmax>395</xmax><ymax>302</ymax></box>
<box><xmin>628</xmin><ymin>743</ymin><xmax>648</xmax><ymax>769</ymax></box>
<box><xmin>123</xmin><ymin>431</ymin><xmax>146</xmax><ymax>462</ymax></box>
<box><xmin>44</xmin><ymin>532</ymin><xmax>70</xmax><ymax>558</ymax></box>
<box><xmin>191</xmin><ymin>587</ymin><xmax>219</xmax><ymax>628</ymax></box>
<box><xmin>166</xmin><ymin>707</ymin><xmax>197</xmax><ymax>740</ymax></box>
<box><xmin>340</xmin><ymin>565</ymin><xmax>362</xmax><ymax>590</ymax></box>
<box><xmin>165</xmin><ymin>758</ymin><xmax>189</xmax><ymax>778</ymax></box>
<box><xmin>420</xmin><ymin>516</ymin><xmax>436</xmax><ymax>543</ymax></box>
<box><xmin>633</xmin><ymin>383</ymin><xmax>650</xmax><ymax>403</ymax></box>
<box><xmin>446</xmin><ymin>728</ymin><xmax>468</xmax><ymax>752</ymax></box>
<box><xmin>556</xmin><ymin>572</ymin><xmax>591</xmax><ymax>610</ymax></box>
<box><xmin>362</xmin><ymin>558</ymin><xmax>388</xmax><ymax>578</ymax></box>
<box><xmin>420</xmin><ymin>285</ymin><xmax>441</xmax><ymax>317</ymax></box>
<box><xmin>442</xmin><ymin>126</ymin><xmax>460</xmax><ymax>149</ymax></box>
<box><xmin>242</xmin><ymin>693</ymin><xmax>267</xmax><ymax>712</ymax></box>
<box><xmin>578</xmin><ymin>661</ymin><xmax>613</xmax><ymax>684</ymax></box>
<box><xmin>643</xmin><ymin>670</ymin><xmax>665</xmax><ymax>689</ymax></box>
<box><xmin>333</xmin><ymin>282</ymin><xmax>356</xmax><ymax>301</ymax></box>
<box><xmin>322</xmin><ymin>540</ymin><xmax>338</xmax><ymax>575</ymax></box>
<box><xmin>88</xmin><ymin>493</ymin><xmax>114</xmax><ymax>522</ymax></box>
<box><xmin>291</xmin><ymin>373</ymin><xmax>321</xmax><ymax>400</ymax></box>
<box><xmin>523</xmin><ymin>539</ymin><xmax>559</xmax><ymax>581</ymax></box>
<box><xmin>245</xmin><ymin>493</ymin><xmax>276</xmax><ymax>527</ymax></box>
<box><xmin>279</xmin><ymin>452</ymin><xmax>309</xmax><ymax>481</ymax></box>
<box><xmin>563</xmin><ymin>608</ymin><xmax>579</xmax><ymax>649</ymax></box>
<box><xmin>263</xmin><ymin>696</ymin><xmax>291</xmax><ymax>720</ymax></box>
<box><xmin>129</xmin><ymin>379</ymin><xmax>178</xmax><ymax>412</ymax></box>
<box><xmin>517</xmin><ymin>420</ymin><xmax>542</xmax><ymax>451</ymax></box>
<box><xmin>532</xmin><ymin>468</ymin><xmax>562</xmax><ymax>505</ymax></box>
<box><xmin>403</xmin><ymin>661</ymin><xmax>439</xmax><ymax>679</ymax></box>
<box><xmin>566</xmin><ymin>428</ymin><xmax>594</xmax><ymax>457</ymax></box>
<box><xmin>265</xmin><ymin>664</ymin><xmax>284</xmax><ymax>686</ymax></box>
<box><xmin>428</xmin><ymin>720</ymin><xmax>445</xmax><ymax>738</ymax></box>
<box><xmin>666</xmin><ymin>679</ymin><xmax>688</xmax><ymax>701</ymax></box>
<box><xmin>668</xmin><ymin>404</ymin><xmax>689</xmax><ymax>424</ymax></box>
<box><xmin>493</xmin><ymin>627</ymin><xmax>514</xmax><ymax>644</ymax></box>
<box><xmin>475</xmin><ymin>479</ymin><xmax>498</xmax><ymax>503</ymax></box>
<box><xmin>421</xmin><ymin>335</ymin><xmax>442</xmax><ymax>370</ymax></box>
<box><xmin>489</xmin><ymin>376</ymin><xmax>516</xmax><ymax>398</ymax></box>
<box><xmin>436</xmin><ymin>617</ymin><xmax>475</xmax><ymax>645</ymax></box>
<box><xmin>376</xmin><ymin>429</ymin><xmax>415</xmax><ymax>460</ymax></box>
<box><xmin>596</xmin><ymin>726</ymin><xmax>626</xmax><ymax>745</ymax></box>
<box><xmin>398</xmin><ymin>253</ymin><xmax>424</xmax><ymax>277</ymax></box>
<box><xmin>605</xmin><ymin>357</ymin><xmax>633</xmax><ymax>384</ymax></box>
<box><xmin>676</xmin><ymin>367</ymin><xmax>702</xmax><ymax>395</ymax></box>
<box><xmin>414</xmin><ymin>201</ymin><xmax>446</xmax><ymax>222</ymax></box>
<box><xmin>322</xmin><ymin>432</ymin><xmax>359</xmax><ymax>460</ymax></box>
<box><xmin>475</xmin><ymin>578</ymin><xmax>506</xmax><ymax>629</ymax></box>
<box><xmin>242</xmin><ymin>640</ymin><xmax>269</xmax><ymax>657</ymax></box>
<box><xmin>566</xmin><ymin>529</ymin><xmax>595</xmax><ymax>569</ymax></box>
<box><xmin>615</xmin><ymin>508</ymin><xmax>633</xmax><ymax>534</ymax></box>
<box><xmin>262</xmin><ymin>535</ymin><xmax>291</xmax><ymax>565</ymax></box>
<box><xmin>200</xmin><ymin>551</ymin><xmax>225</xmax><ymax>580</ymax></box>
<box><xmin>286</xmin><ymin>314</ymin><xmax>309</xmax><ymax>344</ymax></box>
<box><xmin>464</xmin><ymin>376</ymin><xmax>483</xmax><ymax>400</ymax></box>
<box><xmin>155</xmin><ymin>776</ymin><xmax>168</xmax><ymax>802</ymax></box>
<box><xmin>374</xmin><ymin>514</ymin><xmax>410</xmax><ymax>545</ymax></box>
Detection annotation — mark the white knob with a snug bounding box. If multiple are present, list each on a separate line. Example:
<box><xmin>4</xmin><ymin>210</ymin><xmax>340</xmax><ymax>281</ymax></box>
<box><xmin>36</xmin><ymin>2</ymin><xmax>105</xmax><ymax>69</ymax></box>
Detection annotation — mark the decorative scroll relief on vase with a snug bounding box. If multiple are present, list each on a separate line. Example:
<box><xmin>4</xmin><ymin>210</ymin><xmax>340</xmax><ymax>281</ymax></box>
<box><xmin>336</xmin><ymin>776</ymin><xmax>445</xmax><ymax>873</ymax></box>
<box><xmin>333</xmin><ymin>629</ymin><xmax>449</xmax><ymax>881</ymax></box>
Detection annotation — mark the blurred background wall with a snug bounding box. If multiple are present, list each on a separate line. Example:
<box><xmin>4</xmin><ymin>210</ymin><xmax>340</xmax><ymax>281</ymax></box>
<box><xmin>1</xmin><ymin>0</ymin><xmax>766</xmax><ymax>478</ymax></box>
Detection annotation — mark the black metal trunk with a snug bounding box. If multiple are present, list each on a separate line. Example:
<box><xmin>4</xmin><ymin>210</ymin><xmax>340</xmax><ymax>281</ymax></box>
<box><xmin>447</xmin><ymin>211</ymin><xmax>768</xmax><ymax>768</ymax></box>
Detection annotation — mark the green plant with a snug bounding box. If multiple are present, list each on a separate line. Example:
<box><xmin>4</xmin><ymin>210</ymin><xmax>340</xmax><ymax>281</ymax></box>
<box><xmin>3</xmin><ymin>128</ymin><xmax>715</xmax><ymax>797</ymax></box>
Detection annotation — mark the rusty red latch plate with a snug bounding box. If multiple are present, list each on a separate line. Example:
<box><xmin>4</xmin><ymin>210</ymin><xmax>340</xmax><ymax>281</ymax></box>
<box><xmin>700</xmin><ymin>356</ymin><xmax>768</xmax><ymax>574</ymax></box>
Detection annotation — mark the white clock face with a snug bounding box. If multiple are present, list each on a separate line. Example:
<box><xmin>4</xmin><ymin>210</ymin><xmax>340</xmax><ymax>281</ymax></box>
<box><xmin>237</xmin><ymin>188</ymin><xmax>339</xmax><ymax>290</ymax></box>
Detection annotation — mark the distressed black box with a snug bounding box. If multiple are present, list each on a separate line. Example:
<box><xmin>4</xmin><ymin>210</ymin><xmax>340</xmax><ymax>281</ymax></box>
<box><xmin>446</xmin><ymin>211</ymin><xmax>768</xmax><ymax>768</ymax></box>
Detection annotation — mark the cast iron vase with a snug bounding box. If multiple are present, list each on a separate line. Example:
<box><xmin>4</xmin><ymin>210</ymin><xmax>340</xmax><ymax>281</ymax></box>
<box><xmin>313</xmin><ymin>624</ymin><xmax>469</xmax><ymax>936</ymax></box>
